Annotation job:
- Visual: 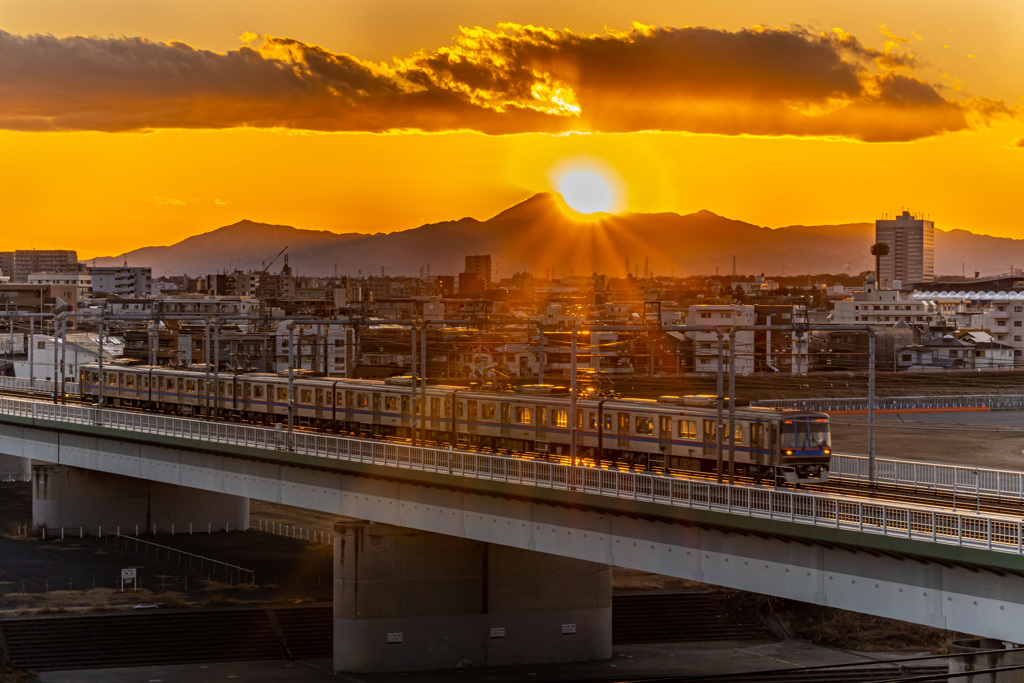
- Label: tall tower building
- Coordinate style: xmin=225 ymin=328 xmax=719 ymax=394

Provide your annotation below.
xmin=875 ymin=211 xmax=934 ymax=289
xmin=464 ymin=254 xmax=492 ymax=285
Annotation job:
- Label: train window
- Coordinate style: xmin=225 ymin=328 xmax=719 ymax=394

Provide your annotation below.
xmin=588 ymin=412 xmax=597 ymax=429
xmin=226 ymin=383 xmax=233 ymax=397
xmin=704 ymin=420 xmax=717 ymax=440
xmin=106 ymin=373 xmax=117 ymax=386
xmin=515 ymin=407 xmax=531 ymax=424
xmin=457 ymin=401 xmax=465 ymax=417
xmin=444 ymin=399 xmax=451 ymax=417
xmin=635 ymin=417 xmax=653 ymax=435
xmin=345 ymin=391 xmax=354 ymax=407
xmin=374 ymin=395 xmax=381 ymax=412
xmin=142 ymin=377 xmax=149 ymax=389
xmin=218 ymin=381 xmax=227 ymax=396
xmin=430 ymin=397 xmax=440 ymax=415
xmin=482 ymin=404 xmax=496 ymax=419
xmin=385 ymin=396 xmax=398 ymax=411
xmin=325 ymin=391 xmax=333 ymax=405
xmin=401 ymin=396 xmax=410 ymax=414
xmin=177 ymin=378 xmax=185 ymax=391
xmin=578 ymin=411 xmax=584 ymax=429
xmin=678 ymin=420 xmax=697 ymax=439
xmin=732 ymin=424 xmax=743 ymax=444
xmin=537 ymin=407 xmax=547 ymax=426
xmin=605 ymin=414 xmax=613 ymax=431
xmin=357 ymin=393 xmax=368 ymax=408
xmin=415 ymin=398 xmax=422 ymax=414
xmin=315 ymin=388 xmax=323 ymax=405
xmin=276 ymin=387 xmax=287 ymax=401
xmin=186 ymin=379 xmax=196 ymax=392
xmin=301 ymin=389 xmax=312 ymax=403
xmin=659 ymin=416 xmax=671 ymax=435
xmin=618 ymin=413 xmax=628 ymax=432
xmin=468 ymin=401 xmax=478 ymax=419
xmin=553 ymin=409 xmax=567 ymax=428
xmin=337 ymin=391 xmax=346 ymax=406
xmin=750 ymin=423 xmax=764 ymax=447
xmin=245 ymin=384 xmax=253 ymax=398
xmin=252 ymin=384 xmax=262 ymax=399
xmin=125 ymin=375 xmax=135 ymax=388
xmin=198 ymin=380 xmax=206 ymax=394
xmin=501 ymin=404 xmax=511 ymax=424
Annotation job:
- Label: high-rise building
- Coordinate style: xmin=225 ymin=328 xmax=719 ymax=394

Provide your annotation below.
xmin=0 ymin=250 xmax=80 ymax=282
xmin=464 ymin=255 xmax=492 ymax=285
xmin=875 ymin=211 xmax=934 ymax=289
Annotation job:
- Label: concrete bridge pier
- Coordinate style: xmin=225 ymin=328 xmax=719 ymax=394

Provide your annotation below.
xmin=31 ymin=464 xmax=249 ymax=536
xmin=333 ymin=520 xmax=612 ymax=673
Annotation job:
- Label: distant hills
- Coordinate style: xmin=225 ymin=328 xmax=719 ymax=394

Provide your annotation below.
xmin=93 ymin=194 xmax=1024 ymax=280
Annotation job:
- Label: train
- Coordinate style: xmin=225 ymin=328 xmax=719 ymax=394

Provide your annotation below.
xmin=77 ymin=363 xmax=832 ymax=484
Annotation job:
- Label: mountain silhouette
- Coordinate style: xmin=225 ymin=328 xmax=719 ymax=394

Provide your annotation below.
xmin=92 ymin=196 xmax=1024 ymax=280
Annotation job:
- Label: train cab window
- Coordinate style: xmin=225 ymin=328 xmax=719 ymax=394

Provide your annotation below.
xmin=553 ymin=409 xmax=568 ymax=428
xmin=430 ymin=397 xmax=440 ymax=416
xmin=357 ymin=393 xmax=368 ymax=408
xmin=482 ymin=403 xmax=496 ymax=419
xmin=301 ymin=389 xmax=312 ymax=403
xmin=315 ymin=388 xmax=323 ymax=405
xmin=186 ymin=379 xmax=196 ymax=392
xmin=588 ymin=412 xmax=597 ymax=429
xmin=635 ymin=417 xmax=653 ymax=435
xmin=617 ymin=413 xmax=629 ymax=432
xmin=401 ymin=396 xmax=410 ymax=414
xmin=678 ymin=420 xmax=697 ymax=439
xmin=385 ymin=396 xmax=398 ymax=411
xmin=604 ymin=414 xmax=613 ymax=431
xmin=515 ymin=407 xmax=531 ymax=424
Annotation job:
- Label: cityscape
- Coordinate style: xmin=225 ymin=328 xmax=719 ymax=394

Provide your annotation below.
xmin=2 ymin=1 xmax=1024 ymax=681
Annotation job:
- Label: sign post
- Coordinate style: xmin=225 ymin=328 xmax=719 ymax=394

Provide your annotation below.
xmin=121 ymin=568 xmax=137 ymax=592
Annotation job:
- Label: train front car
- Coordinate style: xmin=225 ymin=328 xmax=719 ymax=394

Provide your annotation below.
xmin=772 ymin=412 xmax=831 ymax=485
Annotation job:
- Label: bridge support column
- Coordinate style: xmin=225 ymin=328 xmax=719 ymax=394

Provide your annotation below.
xmin=32 ymin=464 xmax=249 ymax=535
xmin=333 ymin=521 xmax=612 ymax=673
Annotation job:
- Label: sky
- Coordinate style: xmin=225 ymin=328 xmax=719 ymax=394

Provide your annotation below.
xmin=1 ymin=0 xmax=1022 ymax=259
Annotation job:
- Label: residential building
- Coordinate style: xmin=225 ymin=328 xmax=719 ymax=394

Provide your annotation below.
xmin=875 ymin=210 xmax=934 ymax=288
xmin=0 ymin=250 xmax=80 ymax=282
xmin=90 ymin=266 xmax=153 ymax=298
xmin=28 ymin=272 xmax=93 ymax=297
xmin=685 ymin=305 xmax=755 ymax=374
xmin=464 ymin=255 xmax=492 ymax=285
xmin=829 ymin=275 xmax=943 ymax=327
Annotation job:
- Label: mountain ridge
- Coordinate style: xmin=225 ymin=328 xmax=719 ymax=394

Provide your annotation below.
xmin=91 ymin=195 xmax=1024 ymax=279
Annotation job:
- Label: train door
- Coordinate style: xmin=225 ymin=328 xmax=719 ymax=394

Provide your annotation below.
xmin=750 ymin=421 xmax=767 ymax=465
xmin=702 ymin=419 xmax=717 ymax=456
xmin=372 ymin=393 xmax=381 ymax=428
xmin=467 ymin=400 xmax=478 ymax=436
xmin=500 ymin=402 xmax=511 ymax=438
xmin=617 ymin=412 xmax=629 ymax=448
xmin=315 ymin=387 xmax=325 ymax=421
xmin=655 ymin=415 xmax=671 ymax=470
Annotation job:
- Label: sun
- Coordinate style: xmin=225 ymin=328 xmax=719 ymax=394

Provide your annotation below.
xmin=557 ymin=169 xmax=616 ymax=214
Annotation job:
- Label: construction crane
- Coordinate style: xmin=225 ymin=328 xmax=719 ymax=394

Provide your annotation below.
xmin=260 ymin=246 xmax=288 ymax=275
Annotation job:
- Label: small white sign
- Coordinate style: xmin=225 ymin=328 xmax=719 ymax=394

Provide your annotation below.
xmin=387 ymin=632 xmax=403 ymax=644
xmin=490 ymin=627 xmax=506 ymax=638
xmin=561 ymin=623 xmax=576 ymax=635
xmin=121 ymin=568 xmax=137 ymax=580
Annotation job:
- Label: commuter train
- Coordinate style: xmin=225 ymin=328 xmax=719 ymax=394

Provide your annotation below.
xmin=77 ymin=363 xmax=832 ymax=484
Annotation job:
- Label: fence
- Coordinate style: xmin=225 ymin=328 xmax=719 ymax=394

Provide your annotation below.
xmin=752 ymin=394 xmax=1024 ymax=412
xmin=2 ymin=395 xmax=1024 ymax=558
xmin=830 ymin=453 xmax=1024 ymax=501
xmin=0 ymin=376 xmax=79 ymax=397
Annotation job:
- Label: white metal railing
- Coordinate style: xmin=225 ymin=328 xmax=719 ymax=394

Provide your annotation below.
xmin=831 ymin=453 xmax=1024 ymax=501
xmin=0 ymin=376 xmax=79 ymax=397
xmin=2 ymin=395 xmax=1023 ymax=558
xmin=753 ymin=394 xmax=1024 ymax=412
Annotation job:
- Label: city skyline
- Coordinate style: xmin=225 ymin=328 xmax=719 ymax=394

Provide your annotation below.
xmin=2 ymin=0 xmax=1022 ymax=257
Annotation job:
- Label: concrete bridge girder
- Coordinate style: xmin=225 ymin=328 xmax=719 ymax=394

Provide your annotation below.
xmin=1 ymin=417 xmax=1024 ymax=646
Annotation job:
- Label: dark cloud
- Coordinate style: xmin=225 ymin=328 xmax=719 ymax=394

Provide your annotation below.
xmin=0 ymin=24 xmax=1010 ymax=140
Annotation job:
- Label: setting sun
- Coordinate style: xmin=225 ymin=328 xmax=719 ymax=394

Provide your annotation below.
xmin=556 ymin=169 xmax=618 ymax=215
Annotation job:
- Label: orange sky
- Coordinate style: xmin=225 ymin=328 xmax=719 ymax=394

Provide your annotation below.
xmin=1 ymin=1 xmax=1022 ymax=258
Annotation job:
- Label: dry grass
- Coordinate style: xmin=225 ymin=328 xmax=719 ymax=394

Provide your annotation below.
xmin=788 ymin=604 xmax=955 ymax=652
xmin=156 ymin=592 xmax=190 ymax=608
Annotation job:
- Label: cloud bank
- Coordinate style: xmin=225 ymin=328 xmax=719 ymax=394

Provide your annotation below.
xmin=0 ymin=23 xmax=1009 ymax=141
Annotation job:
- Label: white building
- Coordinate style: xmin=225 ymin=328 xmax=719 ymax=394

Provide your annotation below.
xmin=89 ymin=266 xmax=152 ymax=298
xmin=875 ymin=210 xmax=934 ymax=289
xmin=685 ymin=305 xmax=755 ymax=374
xmin=829 ymin=275 xmax=943 ymax=327
xmin=28 ymin=272 xmax=93 ymax=297
xmin=275 ymin=321 xmax=355 ymax=376
xmin=13 ymin=333 xmax=123 ymax=382
xmin=915 ymin=289 xmax=1024 ymax=366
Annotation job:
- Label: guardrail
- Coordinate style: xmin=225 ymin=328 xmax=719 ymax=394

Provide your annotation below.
xmin=752 ymin=394 xmax=1024 ymax=412
xmin=0 ymin=376 xmax=79 ymax=397
xmin=1 ymin=395 xmax=1023 ymax=558
xmin=831 ymin=453 xmax=1024 ymax=500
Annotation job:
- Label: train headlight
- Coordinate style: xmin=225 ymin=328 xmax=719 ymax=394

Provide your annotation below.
xmin=823 ymin=448 xmax=831 ymax=455
xmin=784 ymin=449 xmax=794 ymax=456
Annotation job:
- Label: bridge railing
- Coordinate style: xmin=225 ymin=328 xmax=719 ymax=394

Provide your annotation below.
xmin=4 ymin=396 xmax=1024 ymax=558
xmin=830 ymin=453 xmax=1024 ymax=500
xmin=752 ymin=394 xmax=1024 ymax=412
xmin=0 ymin=376 xmax=79 ymax=397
